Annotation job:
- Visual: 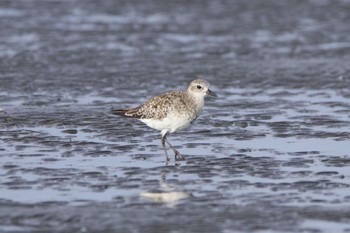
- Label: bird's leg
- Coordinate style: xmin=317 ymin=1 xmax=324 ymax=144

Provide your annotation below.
xmin=165 ymin=136 xmax=185 ymax=161
xmin=164 ymin=137 xmax=179 ymax=155
xmin=161 ymin=134 xmax=170 ymax=161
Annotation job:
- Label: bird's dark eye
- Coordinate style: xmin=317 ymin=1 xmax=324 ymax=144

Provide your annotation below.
xmin=197 ymin=85 xmax=202 ymax=89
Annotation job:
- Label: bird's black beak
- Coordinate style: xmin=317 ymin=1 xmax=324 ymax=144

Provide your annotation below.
xmin=206 ymin=89 xmax=217 ymax=97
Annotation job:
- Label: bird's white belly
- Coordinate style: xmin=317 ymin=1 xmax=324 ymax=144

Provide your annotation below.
xmin=140 ymin=115 xmax=192 ymax=133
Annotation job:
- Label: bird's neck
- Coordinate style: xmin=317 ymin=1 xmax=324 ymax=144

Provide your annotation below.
xmin=188 ymin=93 xmax=205 ymax=113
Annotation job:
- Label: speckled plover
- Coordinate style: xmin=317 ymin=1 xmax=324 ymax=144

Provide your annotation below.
xmin=112 ymin=79 xmax=217 ymax=161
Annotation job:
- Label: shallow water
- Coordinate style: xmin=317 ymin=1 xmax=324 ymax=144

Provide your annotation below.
xmin=1 ymin=0 xmax=350 ymax=232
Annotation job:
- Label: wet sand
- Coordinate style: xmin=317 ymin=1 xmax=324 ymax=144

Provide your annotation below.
xmin=1 ymin=0 xmax=350 ymax=232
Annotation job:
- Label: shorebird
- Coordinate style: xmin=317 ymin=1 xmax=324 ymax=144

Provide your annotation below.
xmin=112 ymin=79 xmax=217 ymax=161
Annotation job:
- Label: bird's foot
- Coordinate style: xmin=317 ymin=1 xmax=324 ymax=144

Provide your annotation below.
xmin=174 ymin=151 xmax=185 ymax=161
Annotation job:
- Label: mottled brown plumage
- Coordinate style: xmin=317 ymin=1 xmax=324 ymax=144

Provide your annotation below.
xmin=112 ymin=79 xmax=217 ymax=161
xmin=112 ymin=91 xmax=197 ymax=120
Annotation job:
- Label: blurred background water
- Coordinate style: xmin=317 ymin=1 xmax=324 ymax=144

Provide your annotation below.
xmin=1 ymin=0 xmax=350 ymax=232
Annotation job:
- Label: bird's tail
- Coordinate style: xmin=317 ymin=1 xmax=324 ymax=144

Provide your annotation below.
xmin=111 ymin=109 xmax=129 ymax=116
xmin=111 ymin=108 xmax=142 ymax=118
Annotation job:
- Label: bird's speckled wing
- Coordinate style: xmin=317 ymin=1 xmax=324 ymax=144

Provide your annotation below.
xmin=112 ymin=91 xmax=194 ymax=120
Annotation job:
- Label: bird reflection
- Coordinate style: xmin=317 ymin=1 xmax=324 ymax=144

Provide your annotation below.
xmin=139 ymin=169 xmax=191 ymax=206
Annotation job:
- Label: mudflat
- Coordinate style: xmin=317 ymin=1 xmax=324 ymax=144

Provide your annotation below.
xmin=1 ymin=0 xmax=350 ymax=232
